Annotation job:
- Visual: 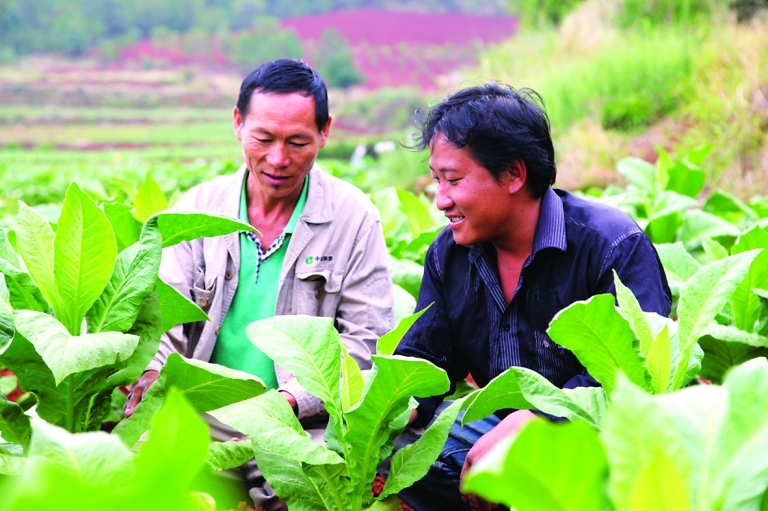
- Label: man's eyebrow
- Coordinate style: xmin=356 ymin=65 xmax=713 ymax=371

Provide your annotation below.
xmin=253 ymin=127 xmax=312 ymax=140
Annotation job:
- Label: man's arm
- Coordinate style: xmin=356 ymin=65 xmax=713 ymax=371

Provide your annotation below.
xmin=560 ymin=232 xmax=671 ymax=391
xmin=395 ymin=240 xmax=469 ymax=428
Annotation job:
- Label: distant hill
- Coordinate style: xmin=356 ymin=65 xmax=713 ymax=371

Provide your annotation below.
xmin=283 ymin=10 xmax=518 ymax=89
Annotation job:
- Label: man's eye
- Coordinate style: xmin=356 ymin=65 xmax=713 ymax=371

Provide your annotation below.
xmin=290 ymin=142 xmax=309 ymax=147
xmin=447 ymin=179 xmax=459 ymax=184
xmin=255 ymin=138 xmax=271 ymax=143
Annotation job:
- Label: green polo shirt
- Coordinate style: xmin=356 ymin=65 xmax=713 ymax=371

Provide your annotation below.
xmin=209 ymin=175 xmax=309 ymax=388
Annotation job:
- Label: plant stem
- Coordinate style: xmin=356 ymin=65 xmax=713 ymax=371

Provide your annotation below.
xmin=66 ymin=373 xmax=75 ymax=432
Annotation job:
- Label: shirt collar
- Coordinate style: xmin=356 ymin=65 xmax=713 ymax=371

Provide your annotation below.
xmin=468 ymin=187 xmax=567 ymax=263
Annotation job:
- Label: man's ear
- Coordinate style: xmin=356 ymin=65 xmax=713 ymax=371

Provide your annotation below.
xmin=319 ymin=115 xmax=332 ymax=149
xmin=233 ymin=106 xmax=244 ymax=142
xmin=507 ymin=160 xmax=527 ymax=195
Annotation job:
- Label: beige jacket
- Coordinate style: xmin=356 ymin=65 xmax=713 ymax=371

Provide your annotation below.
xmin=148 ymin=164 xmax=395 ymax=418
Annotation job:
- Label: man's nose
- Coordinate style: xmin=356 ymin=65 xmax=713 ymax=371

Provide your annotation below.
xmin=266 ymin=144 xmax=290 ymax=168
xmin=435 ymin=184 xmax=454 ymax=211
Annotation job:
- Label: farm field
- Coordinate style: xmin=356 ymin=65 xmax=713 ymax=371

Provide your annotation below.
xmin=2 ymin=0 xmax=768 ymax=509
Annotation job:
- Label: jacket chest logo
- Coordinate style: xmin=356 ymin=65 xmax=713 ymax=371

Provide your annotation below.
xmin=305 ymin=255 xmax=334 ymax=264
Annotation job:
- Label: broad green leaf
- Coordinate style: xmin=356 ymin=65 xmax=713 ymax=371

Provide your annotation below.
xmin=27 ymin=420 xmax=135 ymax=490
xmin=14 ymin=201 xmax=57 ymax=307
xmin=210 ymin=390 xmax=344 ymax=467
xmin=702 ymin=323 xmax=768 ymax=347
xmin=0 ymin=450 xmax=24 ymax=475
xmin=699 ymin=332 xmax=768 ymax=384
xmin=246 ymin=316 xmax=342 ymax=426
xmin=392 ymin=283 xmax=416 ymax=324
xmin=683 ymin=145 xmax=713 ymax=167
xmin=133 ymin=174 xmax=168 ymax=223
xmin=397 ymin=225 xmax=444 ymax=264
xmin=647 ymin=325 xmax=671 ymax=394
xmin=112 ymin=353 xmax=265 ymax=448
xmin=377 ymin=305 xmax=431 ymax=356
xmin=716 ymin=359 xmax=768 ymax=511
xmin=674 ymin=250 xmax=760 ymax=389
xmin=368 ymin=496 xmax=404 ymax=511
xmin=13 ymin=310 xmax=138 ymax=385
xmin=0 ymin=374 xmax=17 ymax=395
xmin=664 ymin=160 xmax=705 ymax=198
xmin=373 ymin=187 xmax=414 ymax=254
xmin=461 ymin=366 xmax=600 ymax=427
xmin=106 ymin=291 xmax=164 ymax=388
xmin=0 ymin=330 xmax=117 ymax=431
xmin=133 ymin=388 xmax=209 ymax=496
xmin=681 ymin=210 xmax=740 ymax=251
xmin=0 ymin=278 xmax=13 ymax=350
xmin=646 ymin=191 xmax=697 ymax=244
xmin=627 ymin=451 xmax=691 ymax=511
xmin=381 ymin=397 xmax=468 ymax=499
xmin=103 ymin=202 xmax=142 ymax=252
xmin=342 ymin=344 xmax=365 ymax=412
xmin=730 ymin=226 xmax=768 ymax=332
xmin=156 ymin=277 xmax=209 ymax=332
xmin=565 ymin=386 xmax=609 ymax=426
xmin=155 ymin=211 xmax=255 ymax=248
xmin=702 ymin=238 xmax=728 ymax=262
xmin=547 ymin=294 xmax=650 ymax=393
xmin=703 ymin=189 xmax=757 ymax=224
xmin=614 ymin=271 xmax=655 ymax=358
xmin=206 ymin=438 xmax=254 ymax=472
xmin=0 ymin=226 xmax=19 ymax=268
xmin=396 ymin=189 xmax=437 ymax=239
xmin=0 ymin=393 xmax=31 ymax=448
xmin=655 ymin=242 xmax=701 ymax=294
xmin=87 ymin=218 xmax=162 ymax=334
xmin=617 ymin=157 xmax=656 ymax=194
xmin=251 ymin=444 xmax=353 ymax=511
xmin=657 ymin=384 xmax=728 ymax=510
xmin=0 ymin=259 xmax=49 ymax=313
xmin=463 ymin=420 xmax=607 ymax=511
xmin=601 ymin=376 xmax=692 ymax=510
xmin=388 ymin=256 xmax=423 ymax=299
xmin=344 ymin=355 xmax=449 ymax=497
xmin=54 ymin=183 xmax=118 ymax=334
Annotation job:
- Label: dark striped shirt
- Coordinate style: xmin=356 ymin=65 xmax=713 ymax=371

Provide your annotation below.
xmin=396 ymin=188 xmax=672 ymax=426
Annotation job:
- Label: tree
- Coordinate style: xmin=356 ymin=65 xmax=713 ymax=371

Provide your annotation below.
xmin=313 ymin=28 xmax=364 ymax=90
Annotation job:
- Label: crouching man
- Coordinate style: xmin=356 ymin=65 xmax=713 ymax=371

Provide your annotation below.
xmin=394 ymin=83 xmax=671 ymax=511
xmin=125 ymin=59 xmax=394 ymax=510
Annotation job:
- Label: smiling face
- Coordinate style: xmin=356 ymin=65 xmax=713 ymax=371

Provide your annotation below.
xmin=234 ymin=91 xmax=331 ymax=203
xmin=430 ymin=135 xmax=525 ymax=247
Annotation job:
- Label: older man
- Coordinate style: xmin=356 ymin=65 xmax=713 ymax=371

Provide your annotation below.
xmin=125 ymin=59 xmax=394 ymax=509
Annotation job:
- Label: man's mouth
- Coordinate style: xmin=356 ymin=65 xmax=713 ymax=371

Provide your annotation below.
xmin=447 ymin=215 xmax=465 ymax=225
xmin=263 ymin=172 xmax=291 ymax=184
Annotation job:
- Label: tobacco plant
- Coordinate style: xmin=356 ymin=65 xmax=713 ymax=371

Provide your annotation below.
xmin=0 ymin=181 xmax=254 ymax=443
xmin=207 ymin=310 xmax=468 ymax=511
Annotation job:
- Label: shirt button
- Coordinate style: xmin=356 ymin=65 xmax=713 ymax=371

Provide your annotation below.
xmin=224 ymin=270 xmax=233 ymax=280
xmin=315 ymin=289 xmax=320 ymax=299
xmin=199 ymin=297 xmax=208 ymax=308
xmin=502 ymin=323 xmax=511 ymax=331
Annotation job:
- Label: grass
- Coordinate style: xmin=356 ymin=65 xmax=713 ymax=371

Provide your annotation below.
xmin=465 ymin=0 xmax=768 ymax=197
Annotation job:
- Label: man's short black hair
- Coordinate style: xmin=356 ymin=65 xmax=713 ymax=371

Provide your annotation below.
xmin=236 ymin=59 xmax=329 ymax=132
xmin=413 ymin=83 xmax=556 ymax=198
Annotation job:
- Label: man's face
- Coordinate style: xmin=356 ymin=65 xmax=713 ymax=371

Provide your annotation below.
xmin=234 ymin=91 xmax=330 ymax=201
xmin=430 ymin=135 xmax=515 ymax=246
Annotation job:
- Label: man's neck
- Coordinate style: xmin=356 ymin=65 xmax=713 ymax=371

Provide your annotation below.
xmin=245 ymin=172 xmax=303 ymax=246
xmin=491 ymin=195 xmax=543 ymax=262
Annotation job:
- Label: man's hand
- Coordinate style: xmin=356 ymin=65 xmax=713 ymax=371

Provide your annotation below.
xmin=124 ymin=370 xmax=159 ymax=418
xmin=460 ymin=409 xmax=536 ymax=511
xmin=280 ymin=390 xmax=298 ymax=415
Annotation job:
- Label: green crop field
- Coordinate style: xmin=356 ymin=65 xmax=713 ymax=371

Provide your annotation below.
xmin=2 ymin=0 xmax=768 ymax=509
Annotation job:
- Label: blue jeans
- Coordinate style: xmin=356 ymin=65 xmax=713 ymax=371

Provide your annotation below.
xmin=391 ymin=402 xmax=501 ymax=511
